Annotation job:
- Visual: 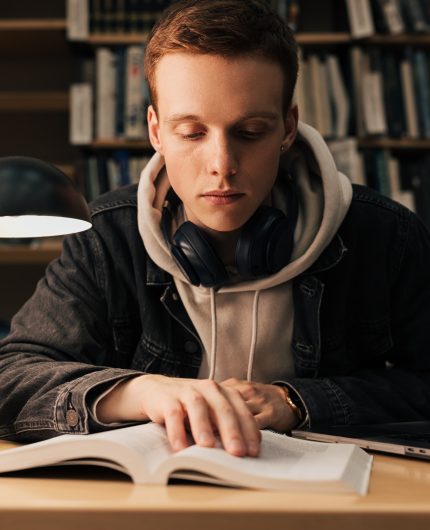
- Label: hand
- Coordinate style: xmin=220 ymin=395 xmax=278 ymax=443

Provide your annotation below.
xmin=220 ymin=378 xmax=300 ymax=433
xmin=96 ymin=374 xmax=261 ymax=457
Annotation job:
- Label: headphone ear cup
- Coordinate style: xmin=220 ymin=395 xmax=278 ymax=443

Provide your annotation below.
xmin=172 ymin=222 xmax=229 ymax=287
xmin=236 ymin=206 xmax=295 ymax=277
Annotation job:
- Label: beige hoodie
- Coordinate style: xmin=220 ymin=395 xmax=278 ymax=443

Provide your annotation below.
xmin=137 ymin=122 xmax=352 ymax=384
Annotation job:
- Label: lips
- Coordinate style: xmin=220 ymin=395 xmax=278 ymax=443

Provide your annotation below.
xmin=201 ymin=190 xmax=245 ymax=205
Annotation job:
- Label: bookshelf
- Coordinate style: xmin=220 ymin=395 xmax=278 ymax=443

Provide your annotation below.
xmin=0 ymin=1 xmax=78 ymax=319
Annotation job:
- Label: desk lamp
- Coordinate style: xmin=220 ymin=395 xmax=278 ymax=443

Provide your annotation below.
xmin=0 ymin=156 xmax=91 ymax=238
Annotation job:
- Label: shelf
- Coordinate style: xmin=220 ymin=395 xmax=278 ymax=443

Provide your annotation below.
xmin=296 ymin=32 xmax=351 ymax=45
xmin=0 ymin=243 xmax=62 ymax=265
xmin=358 ymin=138 xmax=430 ymax=150
xmin=365 ymin=34 xmax=430 ymax=45
xmin=0 ymin=19 xmax=66 ymax=31
xmin=0 ymin=92 xmax=69 ymax=112
xmin=86 ymin=33 xmax=149 ymax=45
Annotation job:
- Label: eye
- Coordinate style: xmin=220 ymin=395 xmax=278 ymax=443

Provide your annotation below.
xmin=181 ymin=132 xmax=204 ymax=140
xmin=237 ymin=130 xmax=264 ymax=140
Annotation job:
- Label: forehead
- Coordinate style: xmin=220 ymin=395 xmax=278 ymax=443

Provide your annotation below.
xmin=154 ymin=52 xmax=285 ymax=119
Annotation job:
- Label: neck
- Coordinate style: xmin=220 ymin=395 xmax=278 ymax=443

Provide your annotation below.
xmin=203 ymin=226 xmax=242 ymax=267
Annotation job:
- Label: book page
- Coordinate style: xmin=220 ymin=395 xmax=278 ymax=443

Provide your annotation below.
xmin=157 ymin=429 xmax=372 ymax=493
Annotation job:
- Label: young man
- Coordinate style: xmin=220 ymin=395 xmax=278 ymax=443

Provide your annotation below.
xmin=1 ymin=0 xmax=430 ymax=458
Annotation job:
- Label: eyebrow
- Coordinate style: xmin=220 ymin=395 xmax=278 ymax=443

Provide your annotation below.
xmin=165 ymin=111 xmax=279 ymax=124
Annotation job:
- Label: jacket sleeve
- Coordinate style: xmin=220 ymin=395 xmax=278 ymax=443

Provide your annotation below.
xmin=285 ymin=210 xmax=430 ymax=429
xmin=0 ymin=228 xmax=141 ymax=442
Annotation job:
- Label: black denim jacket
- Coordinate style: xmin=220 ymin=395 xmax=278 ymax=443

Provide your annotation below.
xmin=1 ymin=183 xmax=430 ymax=442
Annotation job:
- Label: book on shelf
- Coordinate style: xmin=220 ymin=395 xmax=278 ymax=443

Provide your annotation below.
xmin=345 ymin=0 xmax=375 ymax=38
xmin=400 ymin=48 xmax=420 ymax=138
xmin=125 ymin=46 xmax=146 ymax=139
xmin=380 ymin=50 xmax=407 ymax=138
xmin=67 ymin=0 xmax=90 ymax=40
xmin=361 ymin=48 xmax=388 ymax=136
xmin=328 ymin=138 xmax=366 ymax=186
xmin=326 ymin=54 xmax=350 ymax=138
xmin=83 ymin=152 xmax=151 ymax=201
xmin=401 ymin=0 xmax=430 ymax=33
xmin=411 ymin=49 xmax=430 ymax=138
xmin=371 ymin=0 xmax=405 ymax=34
xmin=95 ymin=47 xmax=117 ymax=140
xmin=70 ymin=83 xmax=93 ymax=145
xmin=295 ymin=51 xmax=350 ymax=140
xmin=0 ymin=422 xmax=373 ymax=494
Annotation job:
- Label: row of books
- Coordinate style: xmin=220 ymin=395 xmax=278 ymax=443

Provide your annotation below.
xmin=67 ymin=0 xmax=171 ymax=39
xmin=327 ymin=138 xmax=430 ymax=227
xmin=70 ymin=45 xmax=149 ymax=144
xmin=67 ymin=1 xmax=305 ymax=39
xmin=351 ymin=47 xmax=430 ymax=139
xmin=68 ymin=0 xmax=430 ymax=39
xmin=295 ymin=52 xmax=350 ymax=139
xmin=299 ymin=45 xmax=430 ymax=141
xmin=80 ymin=152 xmax=151 ymax=201
xmin=346 ymin=0 xmax=430 ymax=38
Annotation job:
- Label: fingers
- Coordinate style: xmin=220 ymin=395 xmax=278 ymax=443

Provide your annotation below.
xmin=186 ymin=380 xmax=259 ymax=457
xmin=140 ymin=376 xmax=260 ymax=457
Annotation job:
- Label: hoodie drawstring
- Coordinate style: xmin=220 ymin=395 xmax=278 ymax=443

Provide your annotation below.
xmin=246 ymin=290 xmax=260 ymax=381
xmin=208 ymin=288 xmax=217 ymax=380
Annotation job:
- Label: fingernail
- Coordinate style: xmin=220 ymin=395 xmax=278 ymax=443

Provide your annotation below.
xmin=248 ymin=441 xmax=260 ymax=456
xmin=199 ymin=432 xmax=213 ymax=446
xmin=173 ymin=439 xmax=185 ymax=451
xmin=229 ymin=439 xmax=244 ymax=454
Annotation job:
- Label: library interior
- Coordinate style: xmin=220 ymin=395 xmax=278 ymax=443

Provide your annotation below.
xmin=2 ymin=1 xmax=430 ymax=529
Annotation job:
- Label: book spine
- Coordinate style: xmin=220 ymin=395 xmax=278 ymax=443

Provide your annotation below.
xmin=125 ymin=45 xmax=145 ymax=139
xmin=91 ymin=0 xmax=103 ymax=33
xmin=401 ymin=0 xmax=430 ymax=32
xmin=116 ymin=0 xmax=127 ymax=33
xmin=349 ymin=46 xmax=366 ymax=137
xmin=361 ymin=49 xmax=388 ymax=135
xmin=326 ymin=54 xmax=350 ymax=138
xmin=412 ymin=49 xmax=430 ymax=137
xmin=307 ymin=54 xmax=327 ymax=136
xmin=400 ymin=49 xmax=420 ymax=138
xmin=96 ymin=47 xmax=117 ymax=140
xmin=345 ymin=0 xmax=375 ymax=38
xmin=113 ymin=150 xmax=131 ymax=186
xmin=380 ymin=50 xmax=407 ymax=138
xmin=115 ymin=46 xmax=126 ymax=138
xmin=380 ymin=0 xmax=405 ymax=34
xmin=67 ymin=0 xmax=90 ymax=40
xmin=70 ymin=83 xmax=93 ymax=145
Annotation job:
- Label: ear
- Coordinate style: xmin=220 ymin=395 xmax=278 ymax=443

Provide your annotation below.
xmin=281 ymin=104 xmax=299 ymax=151
xmin=147 ymin=105 xmax=164 ymax=155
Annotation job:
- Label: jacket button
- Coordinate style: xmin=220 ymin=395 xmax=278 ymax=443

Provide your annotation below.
xmin=66 ymin=409 xmax=79 ymax=428
xmin=172 ymin=292 xmax=179 ymax=301
xmin=184 ymin=341 xmax=198 ymax=353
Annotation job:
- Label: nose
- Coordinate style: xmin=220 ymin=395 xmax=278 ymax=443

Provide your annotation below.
xmin=207 ymin=133 xmax=238 ymax=179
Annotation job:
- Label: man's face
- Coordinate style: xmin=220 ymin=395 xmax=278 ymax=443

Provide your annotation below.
xmin=148 ymin=53 xmax=297 ymax=233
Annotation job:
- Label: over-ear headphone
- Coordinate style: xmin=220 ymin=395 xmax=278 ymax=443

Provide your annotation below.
xmin=162 ymin=178 xmax=299 ymax=288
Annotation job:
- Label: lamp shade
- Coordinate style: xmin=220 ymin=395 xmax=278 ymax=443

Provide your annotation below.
xmin=0 ymin=156 xmax=92 ymax=238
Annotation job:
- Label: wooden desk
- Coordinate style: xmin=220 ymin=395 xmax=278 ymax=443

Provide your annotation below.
xmin=0 ymin=440 xmax=430 ymax=530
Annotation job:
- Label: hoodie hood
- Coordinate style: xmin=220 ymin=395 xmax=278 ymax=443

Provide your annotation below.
xmin=137 ymin=121 xmax=352 ymax=382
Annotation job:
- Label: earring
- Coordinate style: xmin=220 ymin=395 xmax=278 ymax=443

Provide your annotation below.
xmin=280 ymin=145 xmax=285 ymax=152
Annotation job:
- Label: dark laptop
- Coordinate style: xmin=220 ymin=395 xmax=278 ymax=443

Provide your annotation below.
xmin=291 ymin=422 xmax=430 ymax=460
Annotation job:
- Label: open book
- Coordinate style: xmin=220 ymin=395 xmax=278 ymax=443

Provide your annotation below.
xmin=0 ymin=423 xmax=372 ymax=495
